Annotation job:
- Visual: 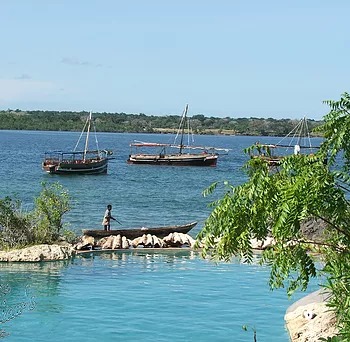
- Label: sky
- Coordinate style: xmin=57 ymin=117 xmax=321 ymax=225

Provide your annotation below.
xmin=0 ymin=1 xmax=349 ymax=120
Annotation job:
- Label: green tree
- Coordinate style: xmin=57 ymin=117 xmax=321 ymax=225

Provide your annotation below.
xmin=32 ymin=182 xmax=71 ymax=243
xmin=197 ymin=92 xmax=350 ymax=339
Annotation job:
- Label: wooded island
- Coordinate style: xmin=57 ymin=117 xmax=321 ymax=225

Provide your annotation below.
xmin=0 ymin=109 xmax=322 ymax=136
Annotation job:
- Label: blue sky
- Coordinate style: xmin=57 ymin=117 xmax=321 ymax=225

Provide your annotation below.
xmin=1 ymin=1 xmax=349 ymax=119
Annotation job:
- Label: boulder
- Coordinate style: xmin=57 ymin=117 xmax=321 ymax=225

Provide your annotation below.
xmin=285 ymin=290 xmax=338 ymax=341
xmin=96 ymin=237 xmax=108 ymax=247
xmin=102 ymin=236 xmax=114 ymax=249
xmin=300 ymin=218 xmax=327 ymax=242
xmin=163 ymin=233 xmax=195 ymax=247
xmin=0 ymin=244 xmax=75 ymax=262
xmin=82 ymin=235 xmax=95 ymax=246
xmin=121 ymin=236 xmax=130 ymax=249
xmin=130 ymin=234 xmax=163 ymax=248
xmin=131 ymin=236 xmax=145 ymax=248
xmin=141 ymin=234 xmax=148 ymax=245
xmin=111 ymin=235 xmax=122 ymax=249
xmin=152 ymin=235 xmax=164 ymax=248
xmin=145 ymin=234 xmax=153 ymax=247
xmin=251 ymin=236 xmax=275 ymax=250
xmin=74 ymin=235 xmax=95 ymax=250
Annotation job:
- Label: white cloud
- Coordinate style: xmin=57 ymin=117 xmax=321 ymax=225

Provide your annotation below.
xmin=61 ymin=57 xmax=103 ymax=68
xmin=61 ymin=57 xmax=90 ymax=66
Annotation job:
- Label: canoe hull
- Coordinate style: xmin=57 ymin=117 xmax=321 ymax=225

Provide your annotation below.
xmin=82 ymin=221 xmax=197 ymax=239
xmin=42 ymin=158 xmax=108 ymax=175
xmin=127 ymin=154 xmax=217 ymax=167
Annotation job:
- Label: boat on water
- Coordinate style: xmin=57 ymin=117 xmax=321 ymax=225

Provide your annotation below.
xmin=82 ymin=221 xmax=197 ymax=239
xmin=42 ymin=112 xmax=113 ymax=175
xmin=127 ymin=104 xmax=229 ymax=166
xmin=250 ymin=117 xmax=320 ymax=166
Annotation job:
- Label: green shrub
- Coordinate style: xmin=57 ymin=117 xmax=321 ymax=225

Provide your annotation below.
xmin=0 ymin=182 xmax=72 ymax=249
xmin=0 ymin=197 xmax=34 ymax=249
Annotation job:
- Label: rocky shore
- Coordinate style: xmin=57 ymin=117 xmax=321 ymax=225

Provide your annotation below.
xmin=0 ymin=230 xmax=274 ymax=262
xmin=75 ymin=232 xmax=196 ymax=251
xmin=0 ymin=232 xmax=198 ymax=262
xmin=0 ymin=244 xmax=75 ymax=262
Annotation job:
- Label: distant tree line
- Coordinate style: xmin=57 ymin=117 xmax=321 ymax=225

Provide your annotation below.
xmin=0 ymin=109 xmax=323 ymax=136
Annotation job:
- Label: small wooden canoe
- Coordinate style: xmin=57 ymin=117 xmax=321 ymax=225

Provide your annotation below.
xmin=82 ymin=221 xmax=197 ymax=239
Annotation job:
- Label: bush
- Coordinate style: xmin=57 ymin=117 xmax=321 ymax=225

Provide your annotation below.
xmin=0 ymin=197 xmax=34 ymax=249
xmin=0 ymin=182 xmax=72 ymax=249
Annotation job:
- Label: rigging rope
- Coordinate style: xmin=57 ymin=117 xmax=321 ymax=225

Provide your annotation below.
xmin=276 ymin=117 xmax=313 ymax=152
xmin=93 ymin=122 xmax=100 ymax=153
xmin=74 ymin=118 xmax=89 ymax=151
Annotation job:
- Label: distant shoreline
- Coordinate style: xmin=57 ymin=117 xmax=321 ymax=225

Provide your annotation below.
xmin=0 ymin=110 xmax=323 ymax=137
xmin=0 ymin=127 xmax=324 ymax=138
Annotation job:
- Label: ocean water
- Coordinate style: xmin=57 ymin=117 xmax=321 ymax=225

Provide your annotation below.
xmin=0 ymin=130 xmax=323 ymax=341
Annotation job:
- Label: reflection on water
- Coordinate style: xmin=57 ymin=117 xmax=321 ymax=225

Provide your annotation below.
xmin=0 ymin=259 xmax=72 ymax=273
xmin=79 ymin=248 xmax=197 ymax=258
xmin=0 ymin=259 xmax=72 ymax=313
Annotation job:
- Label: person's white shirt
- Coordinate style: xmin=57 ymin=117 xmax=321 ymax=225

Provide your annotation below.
xmin=294 ymin=144 xmax=301 ymax=155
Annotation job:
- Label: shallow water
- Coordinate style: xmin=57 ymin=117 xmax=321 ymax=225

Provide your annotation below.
xmin=0 ymin=130 xmax=324 ymax=341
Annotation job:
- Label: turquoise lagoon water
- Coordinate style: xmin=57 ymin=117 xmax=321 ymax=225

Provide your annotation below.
xmin=0 ymin=251 xmax=320 ymax=342
xmin=0 ymin=130 xmax=323 ymax=341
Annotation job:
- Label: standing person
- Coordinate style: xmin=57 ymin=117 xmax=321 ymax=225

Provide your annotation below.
xmin=102 ymin=204 xmax=117 ymax=231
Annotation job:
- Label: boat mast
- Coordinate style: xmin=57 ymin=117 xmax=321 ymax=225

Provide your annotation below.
xmin=179 ymin=104 xmax=188 ymax=154
xmin=83 ymin=112 xmax=92 ymax=162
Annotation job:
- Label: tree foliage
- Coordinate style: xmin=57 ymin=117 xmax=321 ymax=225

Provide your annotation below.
xmin=0 ymin=197 xmax=33 ymax=248
xmin=31 ymin=182 xmax=71 ymax=243
xmin=197 ymin=92 xmax=350 ymax=338
xmin=0 ymin=182 xmax=72 ymax=248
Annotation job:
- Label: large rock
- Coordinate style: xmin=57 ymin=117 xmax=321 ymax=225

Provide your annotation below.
xmin=102 ymin=236 xmax=114 ymax=249
xmin=300 ymin=218 xmax=327 ymax=242
xmin=96 ymin=237 xmax=107 ymax=247
xmin=121 ymin=236 xmax=130 ymax=249
xmin=131 ymin=235 xmax=145 ymax=248
xmin=152 ymin=235 xmax=163 ymax=248
xmin=111 ymin=235 xmax=122 ymax=249
xmin=249 ymin=218 xmax=326 ymax=251
xmin=74 ymin=235 xmax=95 ymax=250
xmin=79 ymin=232 xmax=197 ymax=249
xmin=285 ymin=290 xmax=338 ymax=341
xmin=250 ymin=236 xmax=275 ymax=250
xmin=0 ymin=244 xmax=75 ymax=262
xmin=163 ymin=233 xmax=196 ymax=247
xmin=130 ymin=234 xmax=164 ymax=248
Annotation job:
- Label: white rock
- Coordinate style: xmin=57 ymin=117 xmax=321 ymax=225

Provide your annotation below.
xmin=0 ymin=244 xmax=75 ymax=262
xmin=121 ymin=236 xmax=130 ymax=249
xmin=102 ymin=236 xmax=114 ymax=249
xmin=285 ymin=290 xmax=338 ymax=341
xmin=131 ymin=236 xmax=144 ymax=248
xmin=96 ymin=237 xmax=108 ymax=247
xmin=112 ymin=235 xmax=122 ymax=249
xmin=145 ymin=234 xmax=153 ymax=247
xmin=82 ymin=235 xmax=95 ymax=246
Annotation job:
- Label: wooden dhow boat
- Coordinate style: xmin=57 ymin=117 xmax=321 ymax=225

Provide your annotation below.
xmin=82 ymin=221 xmax=197 ymax=239
xmin=249 ymin=117 xmax=320 ymax=166
xmin=127 ymin=104 xmax=229 ymax=167
xmin=42 ymin=112 xmax=113 ymax=174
